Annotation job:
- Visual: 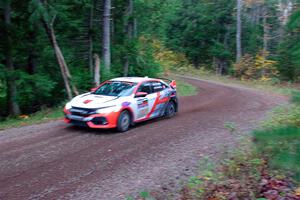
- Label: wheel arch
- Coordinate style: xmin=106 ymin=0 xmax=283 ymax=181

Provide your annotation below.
xmin=169 ymin=97 xmax=178 ymax=112
xmin=120 ymin=107 xmax=135 ymax=125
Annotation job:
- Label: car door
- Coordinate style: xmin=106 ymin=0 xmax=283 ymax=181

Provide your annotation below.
xmin=149 ymin=81 xmax=169 ymax=118
xmin=135 ymin=81 xmax=158 ymax=120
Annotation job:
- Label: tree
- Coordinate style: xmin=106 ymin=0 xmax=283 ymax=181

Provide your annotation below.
xmin=123 ymin=0 xmax=134 ymax=77
xmin=278 ymin=5 xmax=300 ymax=80
xmin=31 ymin=0 xmax=78 ymax=100
xmin=94 ymin=53 xmax=100 ymax=86
xmin=88 ymin=0 xmax=95 ymax=77
xmin=167 ymin=0 xmax=234 ymax=69
xmin=2 ymin=0 xmax=20 ymax=116
xmin=236 ymin=0 xmax=243 ymax=62
xmin=102 ymin=0 xmax=111 ymax=71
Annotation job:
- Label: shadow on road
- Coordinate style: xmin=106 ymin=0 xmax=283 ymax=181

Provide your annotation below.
xmin=64 ymin=116 xmax=176 ymax=135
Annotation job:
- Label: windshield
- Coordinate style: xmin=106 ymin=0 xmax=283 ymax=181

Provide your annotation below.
xmin=93 ymin=81 xmax=137 ymax=97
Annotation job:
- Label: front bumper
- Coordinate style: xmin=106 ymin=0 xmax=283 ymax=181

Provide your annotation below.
xmin=64 ymin=109 xmax=119 ymax=129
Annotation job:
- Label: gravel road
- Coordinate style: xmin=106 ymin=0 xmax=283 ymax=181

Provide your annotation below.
xmin=0 ymin=76 xmax=287 ymax=200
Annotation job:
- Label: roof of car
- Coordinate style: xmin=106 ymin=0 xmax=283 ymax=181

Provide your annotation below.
xmin=110 ymin=77 xmax=160 ymax=83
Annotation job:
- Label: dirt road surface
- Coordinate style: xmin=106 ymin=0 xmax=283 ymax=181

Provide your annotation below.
xmin=0 ymin=77 xmax=286 ymax=200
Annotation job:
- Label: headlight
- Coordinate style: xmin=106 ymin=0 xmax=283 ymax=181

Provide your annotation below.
xmin=96 ymin=105 xmax=120 ymax=114
xmin=65 ymin=102 xmax=72 ymax=110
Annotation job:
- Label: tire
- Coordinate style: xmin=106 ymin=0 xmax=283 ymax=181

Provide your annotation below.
xmin=165 ymin=101 xmax=176 ymax=118
xmin=117 ymin=110 xmax=131 ymax=132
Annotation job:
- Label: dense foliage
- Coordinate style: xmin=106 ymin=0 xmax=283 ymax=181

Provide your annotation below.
xmin=0 ymin=0 xmax=300 ymax=118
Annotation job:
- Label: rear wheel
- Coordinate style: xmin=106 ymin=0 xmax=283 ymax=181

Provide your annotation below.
xmin=117 ymin=110 xmax=131 ymax=132
xmin=165 ymin=101 xmax=176 ymax=118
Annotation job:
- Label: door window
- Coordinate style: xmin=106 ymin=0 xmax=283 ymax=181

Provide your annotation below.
xmin=152 ymin=82 xmax=166 ymax=93
xmin=137 ymin=82 xmax=152 ymax=94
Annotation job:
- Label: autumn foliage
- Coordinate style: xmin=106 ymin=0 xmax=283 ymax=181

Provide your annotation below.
xmin=234 ymin=51 xmax=279 ymax=82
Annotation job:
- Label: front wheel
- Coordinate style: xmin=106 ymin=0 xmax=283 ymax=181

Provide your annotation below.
xmin=165 ymin=101 xmax=176 ymax=118
xmin=117 ymin=110 xmax=131 ymax=132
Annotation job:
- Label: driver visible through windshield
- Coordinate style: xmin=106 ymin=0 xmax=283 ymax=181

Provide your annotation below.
xmin=93 ymin=81 xmax=137 ymax=97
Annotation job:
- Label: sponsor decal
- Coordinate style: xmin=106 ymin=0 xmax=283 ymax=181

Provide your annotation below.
xmin=83 ymin=100 xmax=93 ymax=104
xmin=160 ymin=90 xmax=171 ymax=99
xmin=122 ymin=102 xmax=131 ymax=107
xmin=137 ymin=98 xmax=148 ymax=109
xmin=137 ymin=108 xmax=148 ymax=118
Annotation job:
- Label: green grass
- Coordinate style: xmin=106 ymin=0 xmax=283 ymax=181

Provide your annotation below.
xmin=254 ymin=126 xmax=300 ymax=182
xmin=0 ymin=106 xmax=64 ymax=130
xmin=176 ymin=79 xmax=198 ymax=96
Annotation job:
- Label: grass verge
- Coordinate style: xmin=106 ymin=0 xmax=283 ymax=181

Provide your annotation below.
xmin=0 ymin=106 xmax=64 ymax=130
xmin=176 ymin=79 xmax=198 ymax=97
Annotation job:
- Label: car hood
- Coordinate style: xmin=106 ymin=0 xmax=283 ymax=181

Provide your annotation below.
xmin=70 ymin=93 xmax=119 ymax=109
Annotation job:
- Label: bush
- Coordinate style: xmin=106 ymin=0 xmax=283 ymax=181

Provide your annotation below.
xmin=16 ymin=72 xmax=57 ymax=113
xmin=291 ymin=91 xmax=300 ymax=104
xmin=263 ymin=105 xmax=300 ymax=128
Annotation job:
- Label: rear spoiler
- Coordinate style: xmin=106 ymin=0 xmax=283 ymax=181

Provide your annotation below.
xmin=157 ymin=77 xmax=177 ymax=89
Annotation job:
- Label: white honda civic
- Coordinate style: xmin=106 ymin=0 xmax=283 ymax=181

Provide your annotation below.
xmin=63 ymin=77 xmax=178 ymax=132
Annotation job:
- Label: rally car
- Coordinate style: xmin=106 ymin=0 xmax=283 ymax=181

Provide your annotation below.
xmin=63 ymin=77 xmax=178 ymax=132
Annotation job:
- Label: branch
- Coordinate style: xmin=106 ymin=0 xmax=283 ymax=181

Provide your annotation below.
xmin=49 ymin=14 xmax=56 ymax=27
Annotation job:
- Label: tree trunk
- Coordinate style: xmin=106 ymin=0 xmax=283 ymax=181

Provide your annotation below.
xmin=133 ymin=18 xmax=137 ymax=38
xmin=236 ymin=0 xmax=242 ymax=62
xmin=88 ymin=0 xmax=94 ymax=77
xmin=28 ymin=29 xmax=38 ymax=75
xmin=49 ymin=25 xmax=74 ymax=100
xmin=123 ymin=57 xmax=129 ymax=77
xmin=221 ymin=25 xmax=230 ymax=75
xmin=4 ymin=2 xmax=20 ymax=116
xmin=39 ymin=0 xmax=78 ymax=100
xmin=213 ymin=56 xmax=218 ymax=75
xmin=42 ymin=20 xmax=78 ymax=99
xmin=126 ymin=0 xmax=134 ymax=38
xmin=94 ymin=54 xmax=101 ymax=86
xmin=263 ymin=7 xmax=269 ymax=53
xmin=102 ymin=0 xmax=111 ymax=71
xmin=123 ymin=0 xmax=134 ymax=77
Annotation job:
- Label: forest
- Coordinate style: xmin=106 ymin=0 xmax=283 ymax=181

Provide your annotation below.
xmin=0 ymin=0 xmax=300 ymax=118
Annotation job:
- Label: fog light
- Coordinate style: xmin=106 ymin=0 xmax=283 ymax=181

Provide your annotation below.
xmin=92 ymin=117 xmax=108 ymax=125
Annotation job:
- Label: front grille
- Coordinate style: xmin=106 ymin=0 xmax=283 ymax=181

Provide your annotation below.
xmin=70 ymin=107 xmax=96 ymax=117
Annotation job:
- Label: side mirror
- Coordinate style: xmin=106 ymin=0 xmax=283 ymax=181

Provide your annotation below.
xmin=135 ymin=92 xmax=148 ymax=98
xmin=90 ymin=87 xmax=97 ymax=92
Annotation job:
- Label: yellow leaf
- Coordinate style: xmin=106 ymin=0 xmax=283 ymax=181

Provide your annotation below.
xmin=19 ymin=115 xmax=29 ymax=119
xmin=296 ymin=187 xmax=300 ymax=196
